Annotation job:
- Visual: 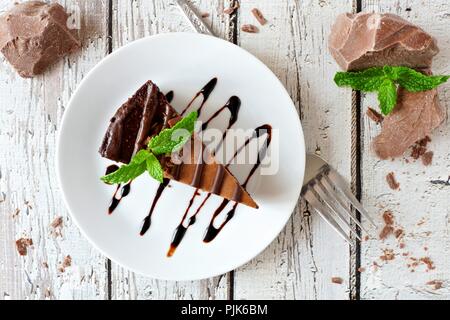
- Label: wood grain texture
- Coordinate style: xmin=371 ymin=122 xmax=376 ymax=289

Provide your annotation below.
xmin=0 ymin=0 xmax=109 ymax=300
xmin=233 ymin=0 xmax=355 ymax=299
xmin=109 ymin=0 xmax=234 ymax=300
xmin=360 ymin=0 xmax=450 ymax=299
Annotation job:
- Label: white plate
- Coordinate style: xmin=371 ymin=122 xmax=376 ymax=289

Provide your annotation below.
xmin=57 ymin=33 xmax=305 ymax=280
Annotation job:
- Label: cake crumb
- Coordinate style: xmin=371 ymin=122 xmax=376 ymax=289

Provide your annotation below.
xmin=201 ymin=12 xmax=210 ymax=18
xmin=358 ymin=267 xmax=366 ymax=273
xmin=15 ymin=238 xmax=33 ymax=256
xmin=386 ymin=172 xmax=400 ymax=190
xmin=331 ymin=277 xmax=343 ymax=284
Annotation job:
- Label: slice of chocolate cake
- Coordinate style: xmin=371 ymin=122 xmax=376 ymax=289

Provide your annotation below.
xmin=99 ymin=81 xmax=258 ymax=209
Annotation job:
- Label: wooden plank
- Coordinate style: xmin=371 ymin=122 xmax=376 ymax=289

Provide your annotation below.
xmin=233 ymin=0 xmax=355 ymax=299
xmin=109 ymin=0 xmax=234 ymax=300
xmin=360 ymin=0 xmax=450 ymax=299
xmin=0 ymin=0 xmax=109 ymax=300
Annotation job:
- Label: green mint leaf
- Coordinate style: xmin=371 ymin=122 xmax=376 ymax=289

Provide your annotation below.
xmin=149 ymin=111 xmax=198 ymax=155
xmin=146 ymin=153 xmax=164 ymax=183
xmin=101 ymin=150 xmax=151 ymax=184
xmin=334 ymin=67 xmax=386 ymax=92
xmin=395 ymin=67 xmax=450 ymax=92
xmin=378 ymin=79 xmax=397 ymax=116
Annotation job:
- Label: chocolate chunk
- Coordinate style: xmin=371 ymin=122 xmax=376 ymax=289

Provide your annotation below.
xmin=373 ymin=88 xmax=444 ymax=160
xmin=329 ymin=13 xmax=439 ymax=71
xmin=0 ymin=1 xmax=81 ymax=78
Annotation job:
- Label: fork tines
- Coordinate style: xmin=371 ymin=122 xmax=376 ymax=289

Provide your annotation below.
xmin=302 ymin=165 xmax=375 ymax=245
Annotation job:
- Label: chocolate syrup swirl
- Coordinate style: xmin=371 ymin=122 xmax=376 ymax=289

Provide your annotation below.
xmin=180 ymin=78 xmax=217 ymax=116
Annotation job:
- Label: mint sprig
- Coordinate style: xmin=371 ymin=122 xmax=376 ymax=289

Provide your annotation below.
xmin=334 ymin=66 xmax=449 ymax=115
xmin=101 ymin=111 xmax=198 ymax=184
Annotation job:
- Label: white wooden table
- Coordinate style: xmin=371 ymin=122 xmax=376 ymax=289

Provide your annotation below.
xmin=1 ymin=0 xmax=449 ymax=300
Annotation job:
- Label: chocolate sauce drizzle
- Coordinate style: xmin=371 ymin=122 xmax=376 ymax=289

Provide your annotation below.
xmin=180 ymin=78 xmax=217 ymax=116
xmin=203 ymin=125 xmax=272 ymax=243
xmin=104 ymin=165 xmax=133 ymax=215
xmin=140 ymin=178 xmax=170 ymax=236
xmin=103 ymin=79 xmax=273 ymax=257
xmin=168 ymin=125 xmax=272 ymax=255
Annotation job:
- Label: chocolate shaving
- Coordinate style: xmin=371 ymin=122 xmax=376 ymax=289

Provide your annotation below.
xmin=241 ymin=24 xmax=259 ymax=33
xmin=251 ymin=8 xmax=267 ymax=25
xmin=427 ymin=280 xmax=443 ymax=290
xmin=331 ymin=277 xmax=343 ymax=284
xmin=366 ymin=107 xmax=383 ymax=124
xmin=16 ymin=238 xmax=33 ymax=256
xmin=386 ymin=172 xmax=400 ymax=190
xmin=50 ymin=216 xmax=63 ymax=229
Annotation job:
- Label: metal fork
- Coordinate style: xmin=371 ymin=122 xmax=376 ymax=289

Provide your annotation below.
xmin=302 ymin=154 xmax=375 ymax=244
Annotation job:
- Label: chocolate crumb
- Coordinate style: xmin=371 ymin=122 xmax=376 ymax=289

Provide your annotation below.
xmin=420 ymin=257 xmax=435 ymax=271
xmin=364 ymin=235 xmax=369 ymax=241
xmin=62 ymin=255 xmax=72 ymax=268
xmin=241 ymin=24 xmax=259 ymax=33
xmin=251 ymin=8 xmax=267 ymax=25
xmin=50 ymin=216 xmax=63 ymax=229
xmin=386 ymin=172 xmax=400 ymax=190
xmin=42 ymin=262 xmax=49 ymax=268
xmin=383 ymin=211 xmax=394 ymax=225
xmin=394 ymin=229 xmax=404 ymax=239
xmin=366 ymin=107 xmax=383 ymax=124
xmin=331 ymin=277 xmax=343 ymax=284
xmin=399 ymin=243 xmax=406 ymax=249
xmin=201 ymin=12 xmax=210 ymax=18
xmin=427 ymin=280 xmax=443 ymax=290
xmin=15 ymin=238 xmax=33 ymax=256
xmin=424 ymin=246 xmax=428 ymax=251
xmin=379 ymin=226 xmax=394 ymax=240
xmin=380 ymin=249 xmax=395 ymax=261
xmin=411 ymin=136 xmax=431 ymax=160
xmin=421 ymin=151 xmax=433 ymax=166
